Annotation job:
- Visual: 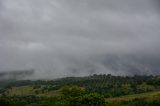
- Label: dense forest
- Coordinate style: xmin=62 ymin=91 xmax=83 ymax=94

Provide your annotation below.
xmin=0 ymin=74 xmax=160 ymax=106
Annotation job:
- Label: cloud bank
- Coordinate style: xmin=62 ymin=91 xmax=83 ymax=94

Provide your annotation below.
xmin=0 ymin=0 xmax=160 ymax=79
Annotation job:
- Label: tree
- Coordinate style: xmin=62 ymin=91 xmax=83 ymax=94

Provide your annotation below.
xmin=137 ymin=83 xmax=155 ymax=93
xmin=80 ymin=93 xmax=106 ymax=106
xmin=61 ymin=85 xmax=106 ymax=106
xmin=121 ymin=84 xmax=133 ymax=95
xmin=61 ymin=85 xmax=85 ymax=98
xmin=0 ymin=98 xmax=25 ymax=106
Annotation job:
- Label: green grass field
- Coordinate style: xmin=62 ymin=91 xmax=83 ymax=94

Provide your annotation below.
xmin=107 ymin=90 xmax=160 ymax=101
xmin=4 ymin=86 xmax=61 ymax=97
xmin=1 ymin=85 xmax=160 ymax=106
xmin=5 ymin=85 xmax=160 ymax=100
xmin=106 ymin=90 xmax=160 ymax=106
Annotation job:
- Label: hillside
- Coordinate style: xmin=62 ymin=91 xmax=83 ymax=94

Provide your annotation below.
xmin=0 ymin=74 xmax=160 ymax=106
xmin=1 ymin=85 xmax=160 ymax=106
xmin=3 ymin=86 xmax=61 ymax=97
xmin=106 ymin=90 xmax=160 ymax=106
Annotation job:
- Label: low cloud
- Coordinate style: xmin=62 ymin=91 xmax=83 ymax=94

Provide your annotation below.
xmin=0 ymin=0 xmax=160 ymax=79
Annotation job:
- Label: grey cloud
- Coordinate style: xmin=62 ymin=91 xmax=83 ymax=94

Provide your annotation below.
xmin=0 ymin=0 xmax=160 ymax=79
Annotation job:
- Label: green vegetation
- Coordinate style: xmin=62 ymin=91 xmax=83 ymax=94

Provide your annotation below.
xmin=106 ymin=92 xmax=160 ymax=106
xmin=0 ymin=74 xmax=160 ymax=106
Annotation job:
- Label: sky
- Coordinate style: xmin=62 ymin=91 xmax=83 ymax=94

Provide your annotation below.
xmin=0 ymin=0 xmax=160 ymax=79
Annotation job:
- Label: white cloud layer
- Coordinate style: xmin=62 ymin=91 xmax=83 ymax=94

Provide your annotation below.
xmin=0 ymin=0 xmax=160 ymax=78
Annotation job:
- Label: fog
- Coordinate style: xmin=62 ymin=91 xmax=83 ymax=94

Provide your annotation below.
xmin=0 ymin=0 xmax=160 ymax=79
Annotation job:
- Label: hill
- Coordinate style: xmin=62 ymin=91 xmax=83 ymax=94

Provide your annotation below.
xmin=0 ymin=74 xmax=160 ymax=106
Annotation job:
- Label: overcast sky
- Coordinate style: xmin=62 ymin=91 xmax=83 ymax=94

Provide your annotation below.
xmin=0 ymin=0 xmax=160 ymax=79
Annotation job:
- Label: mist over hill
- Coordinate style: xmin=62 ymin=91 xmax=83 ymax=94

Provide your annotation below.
xmin=0 ymin=0 xmax=160 ymax=79
xmin=0 ymin=69 xmax=34 ymax=80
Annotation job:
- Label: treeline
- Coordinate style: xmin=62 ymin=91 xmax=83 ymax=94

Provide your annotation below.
xmin=0 ymin=85 xmax=106 ymax=106
xmin=3 ymin=74 xmax=160 ymax=97
xmin=0 ymin=85 xmax=160 ymax=106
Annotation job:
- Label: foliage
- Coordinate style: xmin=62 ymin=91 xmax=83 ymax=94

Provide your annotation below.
xmin=80 ymin=93 xmax=106 ymax=106
xmin=61 ymin=85 xmax=105 ymax=106
xmin=61 ymin=85 xmax=85 ymax=98
xmin=0 ymin=74 xmax=160 ymax=106
xmin=0 ymin=97 xmax=25 ymax=106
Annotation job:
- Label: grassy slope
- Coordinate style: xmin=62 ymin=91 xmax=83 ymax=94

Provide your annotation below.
xmin=3 ymin=85 xmax=160 ymax=105
xmin=5 ymin=86 xmax=61 ymax=97
xmin=106 ymin=90 xmax=160 ymax=105
xmin=6 ymin=85 xmax=160 ymax=98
